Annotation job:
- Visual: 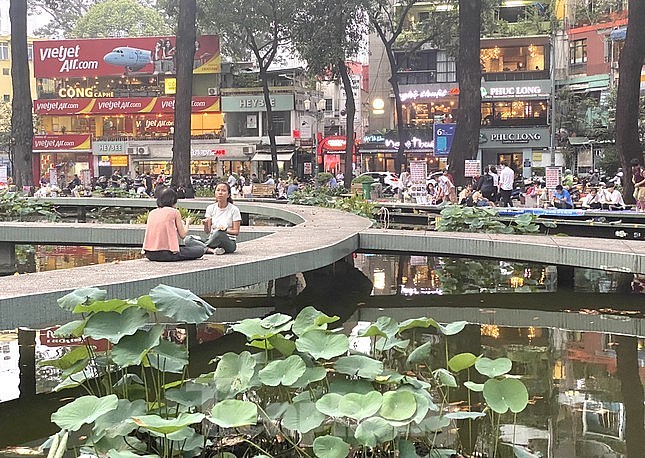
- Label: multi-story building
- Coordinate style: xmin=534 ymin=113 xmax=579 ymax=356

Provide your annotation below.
xmin=31 ymin=35 xmax=225 ymax=186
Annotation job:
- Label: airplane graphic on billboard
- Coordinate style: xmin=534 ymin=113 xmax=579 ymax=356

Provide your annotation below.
xmin=103 ymin=47 xmax=153 ymax=73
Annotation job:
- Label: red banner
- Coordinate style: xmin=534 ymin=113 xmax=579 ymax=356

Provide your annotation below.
xmin=39 ymin=326 xmax=110 ymax=352
xmin=33 ymin=134 xmax=92 ymax=151
xmin=34 ymin=96 xmax=220 ymax=115
xmin=33 ymin=35 xmax=220 ymax=78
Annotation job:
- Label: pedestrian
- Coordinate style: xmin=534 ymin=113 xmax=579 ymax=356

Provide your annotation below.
xmin=476 ymin=166 xmax=496 ymax=201
xmin=141 ymin=187 xmax=204 ymax=262
xmin=498 ymin=161 xmax=515 ymax=207
xmin=630 ymin=158 xmax=645 ymax=212
xmin=551 ymin=184 xmax=573 ymax=209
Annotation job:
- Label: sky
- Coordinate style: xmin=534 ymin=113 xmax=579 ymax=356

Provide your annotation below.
xmin=0 ymin=0 xmax=52 ymax=36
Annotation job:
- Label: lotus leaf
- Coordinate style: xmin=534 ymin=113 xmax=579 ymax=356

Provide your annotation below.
xmin=338 ymin=391 xmax=383 ymax=420
xmin=232 ymin=317 xmax=290 ymax=340
xmin=292 ymin=306 xmax=339 ymax=337
xmin=483 ymin=378 xmax=529 ymax=414
xmin=57 ymin=287 xmax=107 ymax=311
xmin=149 ymin=284 xmax=214 ymax=324
xmin=260 ymin=313 xmax=292 ymax=329
xmin=475 ymin=357 xmax=512 ymax=378
xmin=295 ymin=330 xmax=349 ymax=360
xmin=282 ymin=400 xmax=325 ymax=433
xmin=51 ymin=394 xmax=118 ymax=431
xmin=433 ymin=368 xmax=458 ymax=387
xmin=448 ymin=352 xmax=478 ymax=372
xmin=84 ymin=307 xmax=149 ymax=344
xmin=111 ymin=325 xmax=164 ymax=368
xmin=397 ymin=317 xmax=439 ymax=333
xmin=315 ymin=393 xmax=343 ymax=417
xmin=92 ymin=399 xmax=146 ymax=441
xmin=213 ymin=351 xmax=257 ymax=395
xmin=259 ymin=355 xmax=306 ymax=386
xmin=73 ymin=298 xmax=132 ymax=314
xmin=464 ymin=381 xmax=485 ymax=392
xmin=291 ymin=366 xmax=327 ymax=388
xmin=166 ymin=381 xmax=215 ymax=408
xmin=53 ymin=319 xmax=86 ymax=338
xmin=132 ymin=412 xmax=205 ymax=434
xmin=354 ymin=417 xmax=396 ymax=447
xmin=209 ymin=400 xmax=257 ymax=428
xmin=379 ymin=391 xmax=417 ymax=421
xmin=398 ymin=439 xmax=422 ymax=458
xmin=406 ymin=341 xmax=433 ymax=366
xmin=135 ymin=295 xmax=157 ymax=311
xmin=375 ymin=336 xmax=409 ymax=351
xmin=444 ymin=411 xmax=486 ymax=420
xmin=334 ymin=355 xmax=383 ymax=379
xmin=313 ymin=435 xmax=350 ymax=458
xmin=437 ymin=321 xmax=468 ymax=336
xmin=267 ymin=334 xmax=296 ymax=356
xmin=358 ymin=316 xmax=399 ymax=338
xmin=146 ymin=339 xmax=189 ymax=374
xmin=39 ymin=345 xmax=90 ymax=371
xmin=328 ymin=378 xmax=374 ymax=395
xmin=107 ymin=452 xmax=158 ymax=458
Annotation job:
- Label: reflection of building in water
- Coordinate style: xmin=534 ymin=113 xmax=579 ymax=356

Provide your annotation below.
xmin=0 ymin=332 xmax=19 ymax=403
xmin=29 ymin=245 xmax=142 ymax=273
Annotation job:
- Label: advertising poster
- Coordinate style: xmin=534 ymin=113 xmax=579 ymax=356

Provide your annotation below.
xmin=464 ymin=160 xmax=481 ymax=177
xmin=545 ymin=166 xmax=561 ymax=189
xmin=433 ymin=123 xmax=456 ymax=156
xmin=33 ymin=35 xmax=221 ymax=78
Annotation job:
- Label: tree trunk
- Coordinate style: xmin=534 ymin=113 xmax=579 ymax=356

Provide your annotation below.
xmin=171 ymin=0 xmax=196 ymax=196
xmin=259 ymin=65 xmax=279 ymax=178
xmin=449 ymin=0 xmax=482 ymax=187
xmin=339 ymin=61 xmax=355 ymax=189
xmin=389 ymin=68 xmax=406 ymax=175
xmin=10 ymin=0 xmax=33 ymax=189
xmin=615 ymin=0 xmax=645 ymax=203
xmin=615 ymin=335 xmax=645 ymax=457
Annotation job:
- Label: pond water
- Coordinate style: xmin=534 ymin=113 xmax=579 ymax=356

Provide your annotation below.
xmin=1 ymin=253 xmax=643 ymax=457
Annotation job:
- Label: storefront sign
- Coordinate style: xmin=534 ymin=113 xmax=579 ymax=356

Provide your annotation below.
xmin=93 ymin=141 xmax=126 ymax=155
xmin=319 ymin=136 xmax=348 ymax=152
xmin=221 ymin=94 xmax=294 ymax=112
xmin=545 ymin=166 xmax=561 ymax=189
xmin=58 ymin=87 xmax=114 ymax=98
xmin=191 ymin=148 xmax=226 ymax=157
xmin=398 ymin=83 xmax=459 ymax=102
xmin=433 ymin=123 xmax=456 ymax=157
xmin=480 ymin=127 xmax=550 ymax=148
xmin=34 ymin=96 xmax=220 ymax=115
xmin=465 ymin=160 xmax=481 ymax=177
xmin=481 ymin=80 xmax=551 ymax=100
xmin=33 ymin=35 xmax=220 ymax=78
xmin=33 ymin=134 xmax=92 ymax=151
xmin=400 ymin=89 xmax=449 ymax=102
xmin=165 ymin=78 xmax=176 ymax=95
xmin=362 ymin=133 xmax=384 ymax=143
xmin=384 ymin=136 xmax=433 ymax=150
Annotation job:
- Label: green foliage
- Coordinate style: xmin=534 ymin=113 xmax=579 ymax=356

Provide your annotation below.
xmin=194 ymin=187 xmax=215 ymax=198
xmin=43 ymin=291 xmax=530 ymax=457
xmin=0 ymin=190 xmax=58 ymax=221
xmin=315 ymin=172 xmax=334 ymax=186
xmin=352 ymin=174 xmax=375 ymax=184
xmin=288 ymin=185 xmax=376 ymax=220
xmin=134 ymin=207 xmax=201 ymax=224
xmin=436 ymin=205 xmax=541 ymax=234
xmin=70 ymin=0 xmax=170 ymax=38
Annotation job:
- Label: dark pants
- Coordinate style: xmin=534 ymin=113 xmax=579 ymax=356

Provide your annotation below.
xmin=144 ymin=246 xmax=204 ymax=262
xmin=499 ymin=189 xmax=513 ymax=207
xmin=554 ymin=201 xmax=573 ymax=209
xmin=184 ymin=230 xmax=237 ymax=254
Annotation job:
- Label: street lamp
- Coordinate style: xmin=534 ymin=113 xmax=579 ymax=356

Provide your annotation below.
xmin=303 ymin=98 xmax=326 ymax=175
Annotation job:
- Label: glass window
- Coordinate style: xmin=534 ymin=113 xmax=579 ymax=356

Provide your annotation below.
xmin=325 ymin=98 xmax=333 ymax=111
xmin=262 ymin=110 xmax=291 ymax=136
xmin=2 ymin=68 xmax=8 ymax=75
xmin=226 ymin=111 xmax=260 ymax=137
xmin=481 ymin=101 xmax=547 ymax=126
xmin=570 ymin=39 xmax=587 ymax=65
xmin=0 ymin=43 xmax=8 ymax=60
xmin=28 ymin=44 xmax=33 ymax=61
xmin=436 ymin=51 xmax=456 ymax=82
xmin=480 ymin=44 xmax=545 ymax=73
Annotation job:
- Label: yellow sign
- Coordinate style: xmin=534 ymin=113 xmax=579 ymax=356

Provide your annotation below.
xmin=111 ymin=155 xmax=128 ymax=167
xmin=532 ymin=152 xmax=543 ymax=162
xmin=165 ymin=78 xmax=177 ymax=95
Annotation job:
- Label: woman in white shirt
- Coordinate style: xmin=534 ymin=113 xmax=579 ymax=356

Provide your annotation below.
xmin=185 ymin=183 xmax=241 ymax=254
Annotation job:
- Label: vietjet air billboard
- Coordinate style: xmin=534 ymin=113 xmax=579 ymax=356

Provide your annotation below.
xmin=33 ymin=35 xmax=220 ymax=78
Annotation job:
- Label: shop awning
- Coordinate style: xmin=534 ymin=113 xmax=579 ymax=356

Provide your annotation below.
xmin=251 ymin=152 xmax=294 ymax=162
xmin=568 ymin=136 xmax=590 ymax=146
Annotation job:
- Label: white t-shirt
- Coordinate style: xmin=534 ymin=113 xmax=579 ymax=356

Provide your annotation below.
xmin=205 ymin=203 xmax=242 ymax=240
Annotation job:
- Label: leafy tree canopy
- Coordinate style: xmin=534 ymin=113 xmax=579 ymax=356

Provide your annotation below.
xmin=69 ymin=0 xmax=170 ymax=38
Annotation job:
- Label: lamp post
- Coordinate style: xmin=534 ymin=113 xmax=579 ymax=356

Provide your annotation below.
xmin=304 ymin=98 xmax=326 ymax=176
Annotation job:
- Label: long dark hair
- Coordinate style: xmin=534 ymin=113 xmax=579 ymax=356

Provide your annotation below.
xmin=217 ymin=182 xmax=234 ymax=204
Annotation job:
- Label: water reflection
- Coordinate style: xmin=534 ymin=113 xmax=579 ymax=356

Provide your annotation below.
xmin=16 ymin=245 xmax=142 ymax=273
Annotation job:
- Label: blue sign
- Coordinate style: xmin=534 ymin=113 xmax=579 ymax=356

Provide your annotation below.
xmin=433 ymin=123 xmax=455 ymax=156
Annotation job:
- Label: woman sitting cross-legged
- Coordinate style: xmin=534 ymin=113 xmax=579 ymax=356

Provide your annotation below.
xmin=142 ymin=187 xmax=204 ymax=261
xmin=185 ymin=183 xmax=241 ymax=255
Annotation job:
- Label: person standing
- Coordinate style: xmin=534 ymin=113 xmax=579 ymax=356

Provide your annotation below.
xmin=476 ymin=166 xmax=496 ymax=201
xmin=498 ymin=161 xmax=515 ymax=207
xmin=630 ymin=158 xmax=645 ymax=212
xmin=142 ymin=187 xmax=204 ymax=261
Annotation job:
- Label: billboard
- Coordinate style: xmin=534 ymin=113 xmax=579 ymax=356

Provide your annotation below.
xmin=34 ymin=96 xmax=220 ymax=115
xmin=33 ymin=134 xmax=92 ymax=151
xmin=433 ymin=123 xmax=456 ymax=156
xmin=33 ymin=35 xmax=220 ymax=78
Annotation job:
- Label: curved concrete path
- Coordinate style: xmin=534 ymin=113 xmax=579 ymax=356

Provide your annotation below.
xmin=0 ymin=203 xmax=372 ymax=330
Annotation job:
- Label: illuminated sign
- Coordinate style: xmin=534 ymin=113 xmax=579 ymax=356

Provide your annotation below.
xmin=400 ymin=89 xmax=449 ymax=102
xmin=384 ymin=136 xmax=433 ymax=149
xmin=58 ymin=87 xmax=114 ymax=98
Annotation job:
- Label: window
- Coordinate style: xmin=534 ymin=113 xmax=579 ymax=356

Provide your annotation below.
xmin=28 ymin=44 xmax=33 ymax=61
xmin=2 ymin=68 xmax=8 ymax=76
xmin=481 ymin=100 xmax=548 ymax=126
xmin=3 ymin=95 xmax=9 ymax=102
xmin=262 ymin=110 xmax=291 ymax=136
xmin=325 ymin=98 xmax=333 ymax=111
xmin=436 ymin=51 xmax=456 ymax=82
xmin=0 ymin=43 xmax=8 ymax=60
xmin=480 ymin=45 xmax=545 ymax=73
xmin=570 ymin=39 xmax=587 ymax=65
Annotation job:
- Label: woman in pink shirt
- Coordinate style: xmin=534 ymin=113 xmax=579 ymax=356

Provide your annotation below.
xmin=142 ymin=187 xmax=204 ymax=261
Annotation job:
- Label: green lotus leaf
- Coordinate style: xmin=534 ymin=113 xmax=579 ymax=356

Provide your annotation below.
xmin=57 ymin=287 xmax=107 ymax=311
xmin=483 ymin=378 xmax=529 ymax=414
xmin=313 ymin=435 xmax=350 ymax=458
xmin=397 ymin=386 xmax=434 ymax=424
xmin=213 ymin=351 xmax=257 ymax=396
xmin=315 ymin=393 xmax=343 ymax=417
xmin=133 ymin=412 xmax=205 ymax=434
xmin=295 ymin=330 xmax=349 ymax=360
xmin=156 ymin=425 xmax=205 ymax=453
xmin=376 ymin=336 xmax=409 ymax=351
xmin=135 ymin=295 xmax=157 ymax=311
xmin=52 ymin=319 xmax=87 ymax=338
xmin=433 ymin=368 xmax=458 ymax=387
xmin=212 ymin=453 xmax=236 ymax=458
xmin=92 ymin=399 xmax=146 ymax=441
xmin=406 ymin=341 xmax=433 ymax=366
xmin=107 ymin=451 xmax=158 ymax=458
xmin=84 ymin=307 xmax=149 ymax=344
xmin=267 ymin=334 xmax=296 ymax=356
xmin=338 ymin=391 xmax=383 ymax=420
xmin=73 ymin=298 xmax=132 ymax=314
xmin=260 ymin=313 xmax=292 ymax=329
xmin=282 ymin=400 xmax=325 ymax=433
xmin=51 ymin=394 xmax=118 ymax=431
xmin=146 ymin=338 xmax=189 ymax=374
xmin=292 ymin=306 xmax=339 ymax=337
xmin=111 ymin=325 xmax=164 ymax=368
xmin=93 ymin=435 xmax=146 ymax=454
xmin=444 ymin=411 xmax=486 ymax=420
xmin=464 ymin=381 xmax=485 ymax=392
xmin=166 ymin=381 xmax=215 ymax=408
xmin=475 ymin=357 xmax=513 ymax=378
xmin=39 ymin=345 xmax=90 ymax=370
xmin=209 ymin=400 xmax=257 ymax=428
xmin=354 ymin=417 xmax=396 ymax=447
xmin=411 ymin=415 xmax=451 ymax=434
xmin=232 ymin=318 xmax=289 ymax=340
xmin=334 ymin=355 xmax=383 ymax=379
xmin=398 ymin=439 xmax=422 ymax=458
xmin=54 ymin=369 xmax=92 ymax=391
xmin=259 ymin=355 xmax=306 ymax=386
xmin=291 ymin=366 xmax=327 ymax=388
xmin=438 ymin=321 xmax=468 ymax=336
xmin=397 ymin=317 xmax=439 ymax=333
xmin=150 ymin=284 xmax=214 ymax=324
xmin=328 ymin=378 xmax=374 ymax=395
xmin=448 ymin=353 xmax=478 ymax=372
xmin=379 ymin=391 xmax=416 ymax=421
xmin=358 ymin=316 xmax=399 ymax=338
